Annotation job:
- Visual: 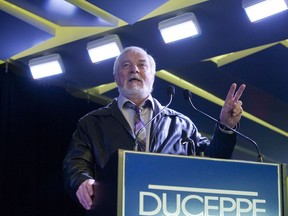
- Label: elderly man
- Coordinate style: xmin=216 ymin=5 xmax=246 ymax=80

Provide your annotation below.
xmin=63 ymin=46 xmax=245 ymax=211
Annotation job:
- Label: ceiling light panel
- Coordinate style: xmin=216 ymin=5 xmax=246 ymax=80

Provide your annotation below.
xmin=29 ymin=54 xmax=64 ymax=79
xmin=243 ymin=0 xmax=288 ymax=22
xmin=158 ymin=13 xmax=201 ymax=43
xmin=87 ymin=35 xmax=123 ymax=63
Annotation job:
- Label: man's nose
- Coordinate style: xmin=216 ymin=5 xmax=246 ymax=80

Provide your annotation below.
xmin=130 ymin=64 xmax=139 ymax=73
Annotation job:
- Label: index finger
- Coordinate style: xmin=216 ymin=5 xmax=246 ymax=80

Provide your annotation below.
xmin=225 ymin=83 xmax=246 ymax=101
xmin=233 ymin=84 xmax=246 ymax=101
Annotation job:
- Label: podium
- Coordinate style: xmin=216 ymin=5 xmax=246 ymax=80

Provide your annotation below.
xmin=90 ymin=150 xmax=287 ymax=216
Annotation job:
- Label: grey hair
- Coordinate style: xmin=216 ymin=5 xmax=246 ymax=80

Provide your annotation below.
xmin=113 ymin=46 xmax=156 ymax=76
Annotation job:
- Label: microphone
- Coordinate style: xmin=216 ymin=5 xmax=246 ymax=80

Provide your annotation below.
xmin=183 ymin=89 xmax=264 ymax=162
xmin=134 ymin=86 xmax=175 ymax=151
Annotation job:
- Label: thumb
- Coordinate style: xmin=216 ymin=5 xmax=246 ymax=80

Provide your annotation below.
xmin=87 ymin=179 xmax=95 ymax=196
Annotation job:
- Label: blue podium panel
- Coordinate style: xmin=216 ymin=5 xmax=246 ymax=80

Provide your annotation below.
xmin=118 ymin=151 xmax=282 ymax=216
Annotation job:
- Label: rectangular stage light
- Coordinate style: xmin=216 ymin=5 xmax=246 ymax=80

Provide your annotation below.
xmin=29 ymin=54 xmax=64 ymax=79
xmin=87 ymin=35 xmax=123 ymax=63
xmin=158 ymin=13 xmax=201 ymax=43
xmin=243 ymin=0 xmax=288 ymax=22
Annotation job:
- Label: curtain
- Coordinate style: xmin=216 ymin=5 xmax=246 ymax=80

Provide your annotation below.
xmin=0 ymin=65 xmax=99 ymax=216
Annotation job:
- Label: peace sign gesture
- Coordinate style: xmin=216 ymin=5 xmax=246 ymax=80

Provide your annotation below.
xmin=219 ymin=83 xmax=246 ymax=128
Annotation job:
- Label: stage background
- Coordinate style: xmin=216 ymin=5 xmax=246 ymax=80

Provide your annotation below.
xmin=0 ymin=66 xmax=100 ymax=216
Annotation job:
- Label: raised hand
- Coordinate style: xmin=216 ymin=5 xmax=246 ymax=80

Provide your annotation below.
xmin=220 ymin=83 xmax=246 ymax=128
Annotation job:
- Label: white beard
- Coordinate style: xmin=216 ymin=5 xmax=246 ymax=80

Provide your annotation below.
xmin=118 ymin=83 xmax=153 ymax=100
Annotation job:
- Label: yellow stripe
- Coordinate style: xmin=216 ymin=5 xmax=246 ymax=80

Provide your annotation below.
xmin=156 ymin=69 xmax=288 ymax=137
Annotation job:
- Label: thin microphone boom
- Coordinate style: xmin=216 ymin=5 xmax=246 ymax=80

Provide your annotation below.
xmin=183 ymin=89 xmax=264 ymax=162
xmin=134 ymin=86 xmax=175 ymax=151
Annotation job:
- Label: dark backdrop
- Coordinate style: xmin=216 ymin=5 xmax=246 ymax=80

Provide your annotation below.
xmin=0 ymin=65 xmax=99 ymax=216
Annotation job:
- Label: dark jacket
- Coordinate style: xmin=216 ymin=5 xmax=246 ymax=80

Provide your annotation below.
xmin=63 ymin=98 xmax=237 ymax=202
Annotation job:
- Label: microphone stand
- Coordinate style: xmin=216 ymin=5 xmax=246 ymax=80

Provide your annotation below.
xmin=184 ymin=90 xmax=264 ymax=162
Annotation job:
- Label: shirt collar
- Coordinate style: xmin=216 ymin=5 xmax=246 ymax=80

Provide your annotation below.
xmin=118 ymin=94 xmax=154 ymax=110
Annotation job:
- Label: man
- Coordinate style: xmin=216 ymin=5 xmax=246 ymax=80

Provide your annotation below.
xmin=63 ymin=46 xmax=245 ymax=211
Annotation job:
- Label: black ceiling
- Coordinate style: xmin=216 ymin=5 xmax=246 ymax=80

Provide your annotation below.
xmin=1 ymin=0 xmax=288 ymax=165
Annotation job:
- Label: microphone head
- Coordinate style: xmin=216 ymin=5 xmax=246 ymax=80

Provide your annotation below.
xmin=167 ymin=85 xmax=175 ymax=97
xmin=183 ymin=89 xmax=192 ymax=101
